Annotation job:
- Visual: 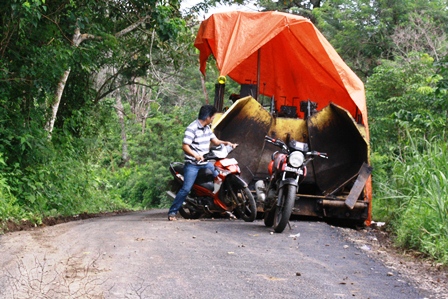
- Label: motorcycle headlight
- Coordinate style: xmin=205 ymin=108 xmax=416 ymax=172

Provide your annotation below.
xmin=289 ymin=151 xmax=304 ymax=167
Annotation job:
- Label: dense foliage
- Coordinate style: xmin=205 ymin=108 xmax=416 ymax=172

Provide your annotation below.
xmin=0 ymin=0 xmax=193 ymax=224
xmin=367 ymin=51 xmax=447 ymax=263
xmin=1 ymin=0 xmax=447 ymax=263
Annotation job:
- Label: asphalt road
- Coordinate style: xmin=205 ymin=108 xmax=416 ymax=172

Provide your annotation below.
xmin=0 ymin=210 xmax=432 ymax=299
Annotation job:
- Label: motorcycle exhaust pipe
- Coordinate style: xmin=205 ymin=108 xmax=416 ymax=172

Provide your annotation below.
xmin=166 ymin=191 xmax=176 ymax=200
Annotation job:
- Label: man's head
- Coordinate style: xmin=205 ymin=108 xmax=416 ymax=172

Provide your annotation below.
xmin=198 ymin=105 xmax=217 ymax=123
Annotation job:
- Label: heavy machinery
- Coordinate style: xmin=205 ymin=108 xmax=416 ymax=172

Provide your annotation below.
xmin=195 ymin=11 xmax=372 ymax=225
xmin=212 ymin=97 xmax=371 ymax=225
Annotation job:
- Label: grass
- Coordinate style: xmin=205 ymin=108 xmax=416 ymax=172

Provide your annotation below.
xmin=372 ymin=133 xmax=448 ymax=264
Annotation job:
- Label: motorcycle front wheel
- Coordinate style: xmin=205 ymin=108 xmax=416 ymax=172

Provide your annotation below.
xmin=273 ymin=184 xmax=296 ymax=233
xmin=233 ymin=186 xmax=257 ymax=222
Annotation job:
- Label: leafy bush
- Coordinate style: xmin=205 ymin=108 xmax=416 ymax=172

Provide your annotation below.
xmin=108 ymin=107 xmax=195 ymax=208
xmin=368 ymin=52 xmax=448 ymax=263
xmin=0 ymin=101 xmax=131 ymax=228
xmin=0 ymin=154 xmax=24 ymax=222
xmin=367 ymin=53 xmax=447 ymax=153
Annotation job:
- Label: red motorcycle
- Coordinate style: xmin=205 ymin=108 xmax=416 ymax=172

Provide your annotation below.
xmin=256 ymin=136 xmax=328 ymax=232
xmin=167 ymin=144 xmax=257 ymax=221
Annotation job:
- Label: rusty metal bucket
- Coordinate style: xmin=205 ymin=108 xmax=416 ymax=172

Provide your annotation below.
xmin=213 ymin=97 xmax=371 ymax=225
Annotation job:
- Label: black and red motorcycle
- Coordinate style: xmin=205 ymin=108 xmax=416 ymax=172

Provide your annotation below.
xmin=167 ymin=144 xmax=257 ymax=222
xmin=255 ymin=136 xmax=328 ymax=232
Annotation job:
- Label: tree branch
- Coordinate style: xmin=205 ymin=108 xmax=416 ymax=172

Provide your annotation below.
xmin=115 ymin=16 xmax=151 ymax=38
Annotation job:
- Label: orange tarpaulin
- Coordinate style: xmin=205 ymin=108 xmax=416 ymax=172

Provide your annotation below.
xmin=194 ymin=11 xmax=368 ymax=127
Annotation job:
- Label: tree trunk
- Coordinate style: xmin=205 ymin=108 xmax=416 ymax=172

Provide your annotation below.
xmin=115 ymin=92 xmax=130 ymax=166
xmin=46 ymin=68 xmax=71 ymax=135
xmin=45 ymin=17 xmax=150 ymax=136
xmin=200 ymin=74 xmax=209 ymax=104
xmin=46 ymin=27 xmax=96 ymax=136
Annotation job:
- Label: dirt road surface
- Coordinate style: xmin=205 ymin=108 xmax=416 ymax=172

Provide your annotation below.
xmin=0 ymin=209 xmax=443 ymax=298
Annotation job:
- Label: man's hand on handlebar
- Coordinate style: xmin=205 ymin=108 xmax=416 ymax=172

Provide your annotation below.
xmin=194 ymin=154 xmax=204 ymax=162
xmin=224 ymin=141 xmax=238 ymax=148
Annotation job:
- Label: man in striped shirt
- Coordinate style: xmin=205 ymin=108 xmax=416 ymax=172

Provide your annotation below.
xmin=168 ymin=105 xmax=237 ymax=221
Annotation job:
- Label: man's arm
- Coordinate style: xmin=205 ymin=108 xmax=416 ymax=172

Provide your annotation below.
xmin=182 ymin=143 xmax=203 ymax=162
xmin=210 ymin=138 xmax=238 ymax=148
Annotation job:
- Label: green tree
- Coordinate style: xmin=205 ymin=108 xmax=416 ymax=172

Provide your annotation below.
xmin=0 ymin=0 xmax=186 ymax=137
xmin=367 ymin=53 xmax=447 ymax=152
xmin=312 ymin=0 xmax=448 ymax=78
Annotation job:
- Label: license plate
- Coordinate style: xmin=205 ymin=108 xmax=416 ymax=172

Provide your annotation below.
xmin=285 ymin=166 xmax=300 ymax=173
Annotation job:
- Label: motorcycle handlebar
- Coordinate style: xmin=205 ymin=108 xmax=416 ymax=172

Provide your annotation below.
xmin=265 ymin=136 xmax=328 ymax=159
xmin=203 ymin=144 xmax=235 ymax=161
xmin=307 ymin=151 xmax=328 ymax=159
xmin=264 ymin=135 xmax=285 ymax=148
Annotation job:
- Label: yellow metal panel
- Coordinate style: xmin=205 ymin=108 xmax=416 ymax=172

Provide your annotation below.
xmin=268 ymin=117 xmax=307 ymax=143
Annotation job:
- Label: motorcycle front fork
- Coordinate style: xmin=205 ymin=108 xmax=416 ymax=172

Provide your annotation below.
xmin=266 ymin=178 xmax=298 ymax=210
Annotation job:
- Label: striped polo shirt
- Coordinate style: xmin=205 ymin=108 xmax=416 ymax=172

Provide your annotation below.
xmin=183 ymin=119 xmax=217 ymax=165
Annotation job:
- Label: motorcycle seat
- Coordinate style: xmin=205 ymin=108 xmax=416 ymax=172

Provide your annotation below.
xmin=195 ymin=168 xmax=214 ymax=185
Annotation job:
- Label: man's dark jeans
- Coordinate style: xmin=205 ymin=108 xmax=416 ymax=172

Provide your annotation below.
xmin=168 ymin=162 xmax=217 ymax=216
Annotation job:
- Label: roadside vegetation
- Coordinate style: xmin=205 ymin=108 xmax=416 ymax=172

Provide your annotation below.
xmin=0 ymin=0 xmax=447 ymax=264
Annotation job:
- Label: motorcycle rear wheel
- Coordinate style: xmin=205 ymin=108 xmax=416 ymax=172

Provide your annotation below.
xmin=178 ymin=203 xmax=201 ymax=220
xmin=233 ymin=186 xmax=257 ymax=222
xmin=263 ymin=207 xmax=275 ymax=227
xmin=273 ymin=185 xmax=296 ymax=233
